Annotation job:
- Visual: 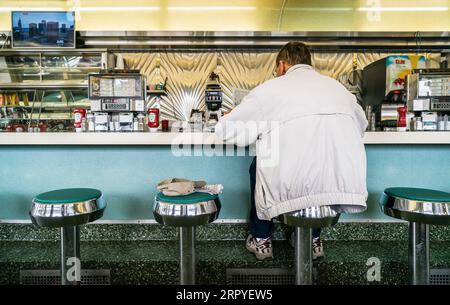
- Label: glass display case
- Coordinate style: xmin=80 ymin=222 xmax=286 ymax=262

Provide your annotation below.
xmin=0 ymin=49 xmax=107 ymax=132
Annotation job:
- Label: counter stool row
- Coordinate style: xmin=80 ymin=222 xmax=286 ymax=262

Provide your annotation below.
xmin=29 ymin=186 xmax=450 ymax=285
xmin=29 ymin=187 xmax=221 ymax=285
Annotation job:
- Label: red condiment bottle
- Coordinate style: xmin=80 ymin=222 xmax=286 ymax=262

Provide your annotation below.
xmin=73 ymin=108 xmax=86 ymax=132
xmin=397 ymin=106 xmax=407 ymax=132
xmin=147 ymin=108 xmax=160 ymax=132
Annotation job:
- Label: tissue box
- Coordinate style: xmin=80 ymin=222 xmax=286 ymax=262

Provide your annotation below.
xmin=422 ymin=112 xmax=437 ymax=131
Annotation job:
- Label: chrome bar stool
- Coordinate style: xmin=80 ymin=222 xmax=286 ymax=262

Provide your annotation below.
xmin=380 ymin=187 xmax=450 ymax=285
xmin=279 ymin=206 xmax=340 ymax=285
xmin=153 ymin=192 xmax=221 ymax=285
xmin=29 ymin=188 xmax=106 ymax=285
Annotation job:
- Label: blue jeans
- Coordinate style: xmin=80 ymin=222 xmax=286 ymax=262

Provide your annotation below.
xmin=249 ymin=157 xmax=321 ymax=239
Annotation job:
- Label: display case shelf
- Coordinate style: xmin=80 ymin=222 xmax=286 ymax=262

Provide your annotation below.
xmin=0 ymin=49 xmax=108 ymax=132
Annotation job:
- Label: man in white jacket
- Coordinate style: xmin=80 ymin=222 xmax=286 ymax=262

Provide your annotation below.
xmin=215 ymin=42 xmax=368 ymax=260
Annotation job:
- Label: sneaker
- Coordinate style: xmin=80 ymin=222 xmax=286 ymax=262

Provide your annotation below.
xmin=312 ymin=237 xmax=324 ymax=260
xmin=246 ymin=234 xmax=274 ymax=260
xmin=288 ymin=233 xmax=325 ymax=260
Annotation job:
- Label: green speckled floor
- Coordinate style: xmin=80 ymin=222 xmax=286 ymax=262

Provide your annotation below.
xmin=1 ymin=240 xmax=449 ymax=285
xmin=1 ymin=223 xmax=450 ymax=284
xmin=1 ymin=223 xmax=450 ymax=242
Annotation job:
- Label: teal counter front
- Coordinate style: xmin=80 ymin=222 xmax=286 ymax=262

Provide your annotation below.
xmin=1 ymin=132 xmax=450 ymax=222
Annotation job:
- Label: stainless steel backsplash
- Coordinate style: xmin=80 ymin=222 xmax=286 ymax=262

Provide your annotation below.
xmin=120 ymin=51 xmax=440 ymax=121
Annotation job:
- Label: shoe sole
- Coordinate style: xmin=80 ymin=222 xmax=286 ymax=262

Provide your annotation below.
xmin=313 ymin=255 xmax=324 ymax=261
xmin=246 ymin=243 xmax=274 ymax=261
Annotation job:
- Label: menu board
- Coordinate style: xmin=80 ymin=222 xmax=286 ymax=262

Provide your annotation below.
xmin=89 ymin=74 xmax=143 ymax=98
xmin=114 ymin=78 xmax=137 ymax=96
xmin=100 ymin=78 xmax=113 ymax=96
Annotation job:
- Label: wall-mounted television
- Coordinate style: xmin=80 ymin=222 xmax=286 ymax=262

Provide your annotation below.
xmin=11 ymin=11 xmax=75 ymax=48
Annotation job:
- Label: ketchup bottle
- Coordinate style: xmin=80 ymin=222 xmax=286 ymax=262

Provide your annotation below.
xmin=397 ymin=106 xmax=407 ymax=132
xmin=147 ymin=108 xmax=160 ymax=132
xmin=73 ymin=108 xmax=86 ymax=132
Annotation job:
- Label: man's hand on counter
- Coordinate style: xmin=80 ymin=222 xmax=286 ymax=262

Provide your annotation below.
xmin=223 ymin=109 xmax=233 ymax=116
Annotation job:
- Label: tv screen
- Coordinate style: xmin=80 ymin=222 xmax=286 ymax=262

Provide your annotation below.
xmin=12 ymin=11 xmax=75 ymax=48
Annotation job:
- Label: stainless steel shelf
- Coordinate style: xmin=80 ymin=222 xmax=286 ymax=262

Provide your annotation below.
xmin=0 ymin=118 xmax=73 ymax=121
xmin=77 ymin=30 xmax=450 ymax=51
xmin=0 ymin=83 xmax=88 ymax=89
xmin=0 ymin=48 xmax=108 ymax=55
xmin=1 ymin=103 xmax=89 ymax=107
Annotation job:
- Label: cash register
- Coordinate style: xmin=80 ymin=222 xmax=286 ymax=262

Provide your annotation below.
xmin=88 ymin=71 xmax=146 ymax=132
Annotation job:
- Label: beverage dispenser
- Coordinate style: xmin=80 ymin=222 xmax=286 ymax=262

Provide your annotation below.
xmin=363 ymin=55 xmax=426 ymax=130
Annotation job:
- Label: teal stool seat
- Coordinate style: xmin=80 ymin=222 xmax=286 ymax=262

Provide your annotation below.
xmin=30 ymin=188 xmax=106 ymax=228
xmin=156 ymin=192 xmax=217 ymax=204
xmin=385 ymin=187 xmax=450 ymax=203
xmin=153 ymin=191 xmax=221 ymax=285
xmin=380 ymin=186 xmax=450 ymax=285
xmin=380 ymin=187 xmax=450 ymax=225
xmin=29 ymin=188 xmax=107 ymax=285
xmin=34 ymin=188 xmax=102 ymax=204
xmin=153 ymin=191 xmax=220 ymax=227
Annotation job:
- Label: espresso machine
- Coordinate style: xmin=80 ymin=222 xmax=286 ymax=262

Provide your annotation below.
xmin=88 ymin=71 xmax=146 ymax=132
xmin=363 ymin=55 xmax=426 ymax=130
xmin=204 ymin=72 xmax=223 ymax=132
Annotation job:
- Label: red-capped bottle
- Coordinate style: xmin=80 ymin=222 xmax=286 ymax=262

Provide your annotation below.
xmin=73 ymin=108 xmax=86 ymax=132
xmin=397 ymin=106 xmax=407 ymax=132
xmin=147 ymin=108 xmax=160 ymax=132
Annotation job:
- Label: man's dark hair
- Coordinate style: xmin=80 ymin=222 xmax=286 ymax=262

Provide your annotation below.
xmin=276 ymin=42 xmax=312 ymax=66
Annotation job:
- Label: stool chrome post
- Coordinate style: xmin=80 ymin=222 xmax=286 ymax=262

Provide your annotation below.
xmin=153 ymin=193 xmax=221 ymax=285
xmin=279 ymin=206 xmax=339 ymax=286
xmin=409 ymin=222 xmax=429 ymax=285
xmin=30 ymin=189 xmax=106 ymax=286
xmin=295 ymin=227 xmax=312 ymax=285
xmin=179 ymin=226 xmax=196 ymax=285
xmin=61 ymin=226 xmax=81 ymax=285
xmin=379 ymin=188 xmax=450 ymax=285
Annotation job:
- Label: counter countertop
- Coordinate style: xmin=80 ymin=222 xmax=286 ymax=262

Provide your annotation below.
xmin=0 ymin=131 xmax=450 ymax=145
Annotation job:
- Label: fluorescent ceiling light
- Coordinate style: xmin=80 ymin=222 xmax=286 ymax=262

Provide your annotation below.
xmin=286 ymin=7 xmax=353 ymax=12
xmin=0 ymin=7 xmax=65 ymax=12
xmin=74 ymin=7 xmax=160 ymax=12
xmin=0 ymin=6 xmax=161 ymax=12
xmin=358 ymin=6 xmax=448 ymax=12
xmin=168 ymin=6 xmax=256 ymax=12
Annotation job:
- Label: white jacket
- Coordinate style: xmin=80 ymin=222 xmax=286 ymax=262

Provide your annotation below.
xmin=215 ymin=64 xmax=368 ymax=220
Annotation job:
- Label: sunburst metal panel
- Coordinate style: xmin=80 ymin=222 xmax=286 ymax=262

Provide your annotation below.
xmin=119 ymin=51 xmax=440 ymax=121
xmin=219 ymin=52 xmax=277 ymax=112
xmin=160 ymin=52 xmax=218 ymax=120
xmin=312 ymin=53 xmax=354 ymax=80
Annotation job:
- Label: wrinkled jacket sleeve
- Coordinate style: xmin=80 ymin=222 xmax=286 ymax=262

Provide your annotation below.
xmin=214 ymin=89 xmax=265 ymax=147
xmin=353 ymin=99 xmax=368 ymax=137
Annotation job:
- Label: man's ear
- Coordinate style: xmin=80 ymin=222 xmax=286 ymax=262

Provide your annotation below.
xmin=281 ymin=61 xmax=289 ymax=75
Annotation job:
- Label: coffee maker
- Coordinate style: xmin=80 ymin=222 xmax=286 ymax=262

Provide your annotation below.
xmin=204 ymin=72 xmax=223 ymax=132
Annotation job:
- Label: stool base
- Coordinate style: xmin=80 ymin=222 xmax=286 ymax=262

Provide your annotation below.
xmin=409 ymin=222 xmax=429 ymax=285
xmin=61 ymin=226 xmax=81 ymax=285
xmin=295 ymin=227 xmax=313 ymax=285
xmin=179 ymin=226 xmax=196 ymax=285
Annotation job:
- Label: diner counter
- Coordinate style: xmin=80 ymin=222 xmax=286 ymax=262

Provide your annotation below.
xmin=1 ymin=130 xmax=450 ymax=221
xmin=1 ymin=131 xmax=450 ymax=145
